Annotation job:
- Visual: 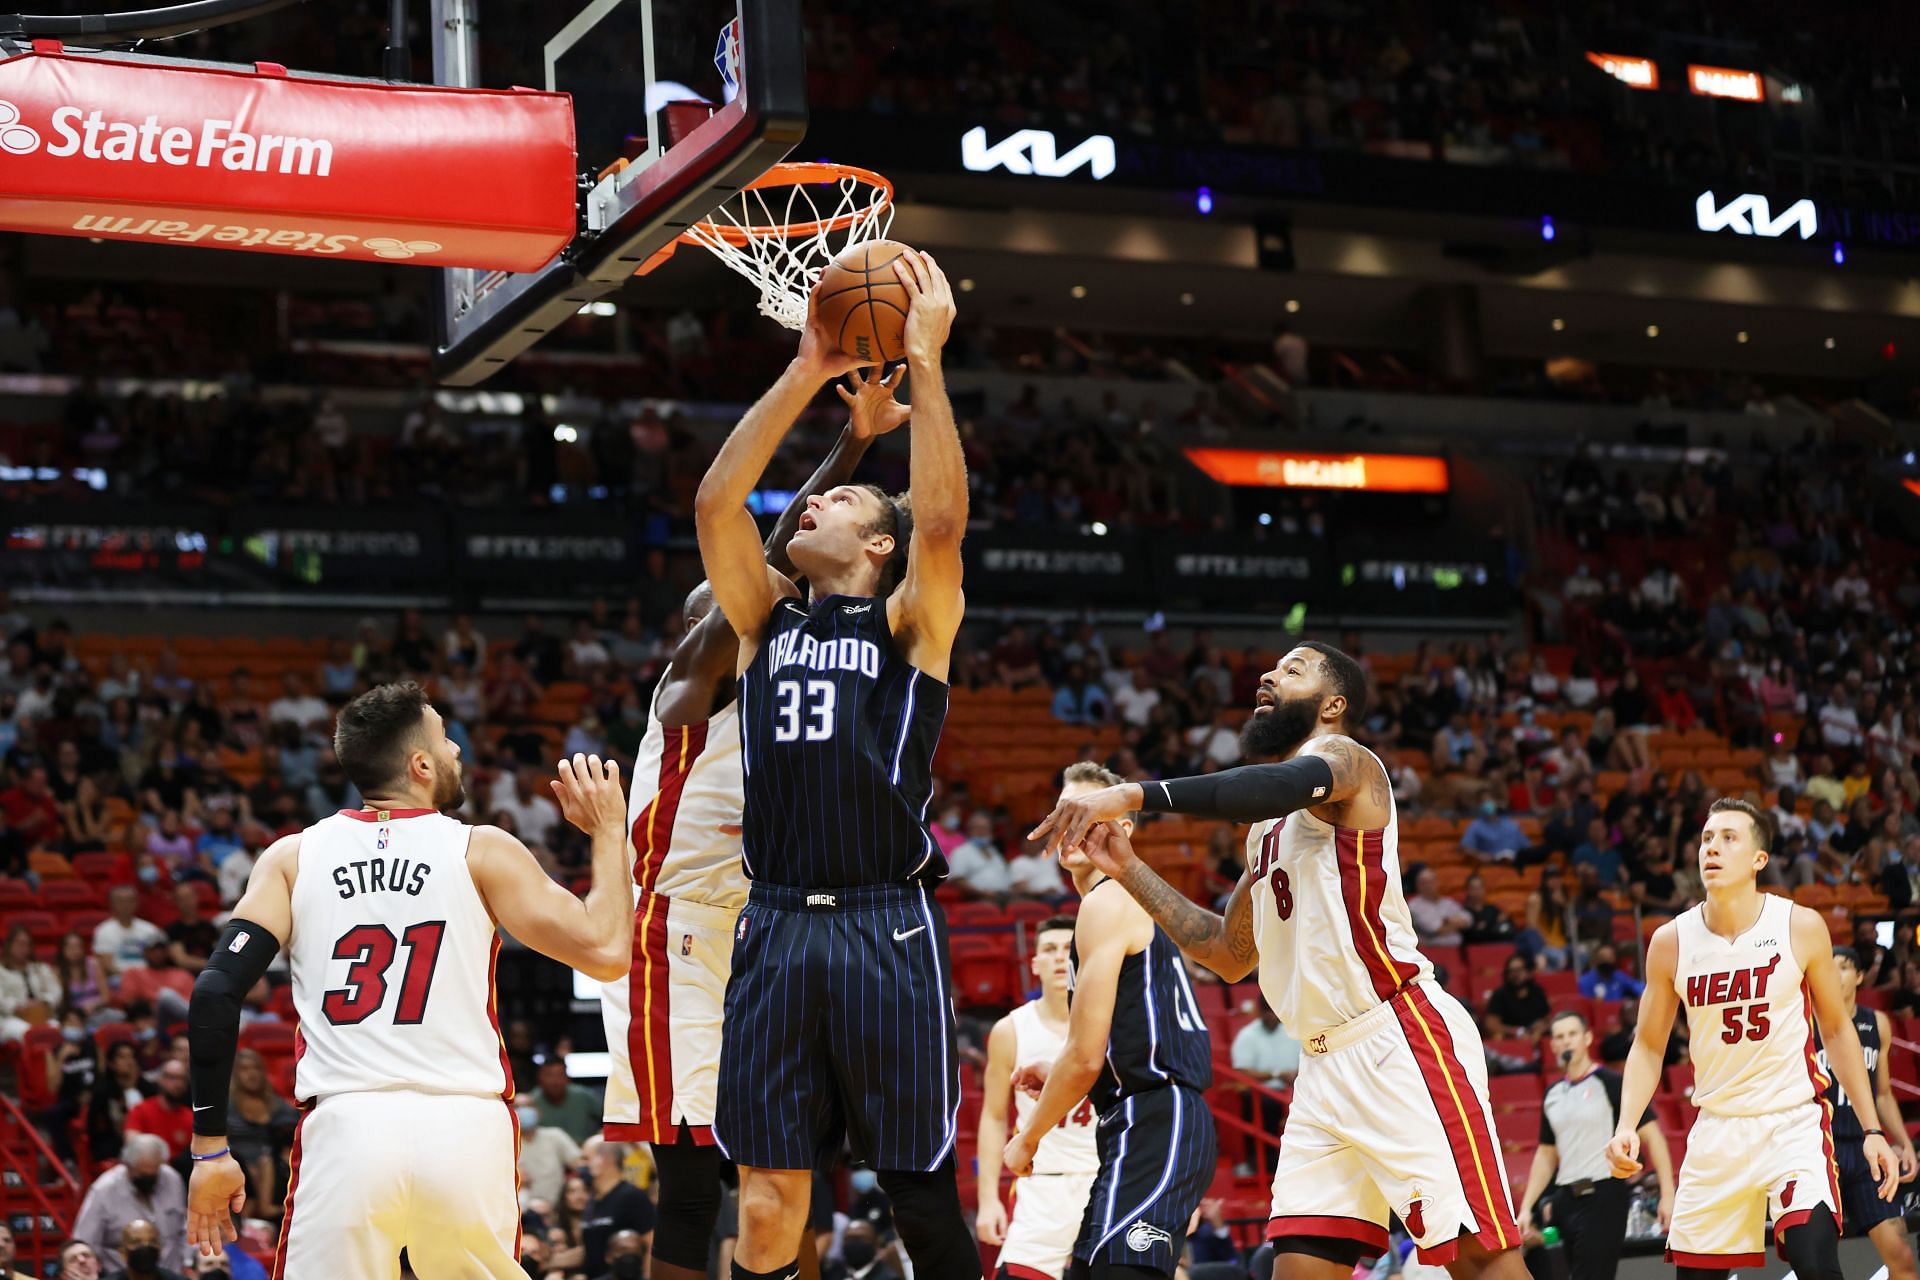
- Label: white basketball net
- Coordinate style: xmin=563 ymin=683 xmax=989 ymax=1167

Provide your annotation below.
xmin=681 ymin=166 xmax=895 ymax=330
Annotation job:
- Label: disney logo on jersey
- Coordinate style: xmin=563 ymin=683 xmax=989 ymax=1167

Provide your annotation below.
xmin=1125 ymin=1221 xmax=1172 ymax=1253
xmin=764 ymin=628 xmax=881 ymax=678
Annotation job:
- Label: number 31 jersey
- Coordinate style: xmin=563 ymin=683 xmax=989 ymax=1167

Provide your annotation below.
xmin=1671 ymin=893 xmax=1820 ymax=1117
xmin=289 ymin=808 xmax=509 ymax=1104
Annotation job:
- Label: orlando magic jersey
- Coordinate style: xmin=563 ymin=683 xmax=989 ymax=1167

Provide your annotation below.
xmin=1073 ymin=910 xmax=1213 ymax=1113
xmin=1820 ymin=1005 xmax=1880 ymax=1142
xmin=738 ymin=594 xmax=949 ymax=888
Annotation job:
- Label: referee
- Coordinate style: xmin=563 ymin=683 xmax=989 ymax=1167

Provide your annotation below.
xmin=1518 ymin=1011 xmax=1676 ymax=1280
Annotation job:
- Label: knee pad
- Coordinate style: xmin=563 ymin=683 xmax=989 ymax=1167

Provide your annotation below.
xmin=1780 ymin=1211 xmax=1843 ymax=1280
xmin=876 ymin=1165 xmax=980 ymax=1280
xmin=651 ymin=1133 xmax=726 ymax=1271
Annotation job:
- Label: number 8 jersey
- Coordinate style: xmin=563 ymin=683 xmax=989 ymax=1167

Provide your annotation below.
xmin=289 ymin=808 xmax=510 ymax=1103
xmin=738 ymin=594 xmax=949 ymax=888
xmin=1671 ymin=893 xmax=1821 ymax=1116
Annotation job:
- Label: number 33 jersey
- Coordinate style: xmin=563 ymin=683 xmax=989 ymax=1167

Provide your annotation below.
xmin=738 ymin=594 xmax=949 ymax=889
xmin=289 ymin=808 xmax=509 ymax=1103
xmin=1671 ymin=893 xmax=1821 ymax=1117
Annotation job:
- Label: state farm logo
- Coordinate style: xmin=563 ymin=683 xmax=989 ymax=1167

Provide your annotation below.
xmin=0 ymin=101 xmax=335 ymax=175
xmin=362 ymin=238 xmax=443 ymax=260
xmin=0 ymin=102 xmax=40 ymax=156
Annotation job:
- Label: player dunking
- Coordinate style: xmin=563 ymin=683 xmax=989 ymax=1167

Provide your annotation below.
xmin=183 ymin=684 xmax=633 ymax=1278
xmin=694 ymin=249 xmax=975 ymax=1280
xmin=1606 ymin=798 xmax=1896 ymax=1280
xmin=1822 ymin=946 xmax=1920 ymax=1280
xmin=599 ymin=372 xmax=910 ymax=1280
xmin=1031 ymin=642 xmax=1526 ymax=1280
xmin=976 ymin=913 xmax=1099 ymax=1280
xmin=1005 ymin=764 xmax=1217 ymax=1280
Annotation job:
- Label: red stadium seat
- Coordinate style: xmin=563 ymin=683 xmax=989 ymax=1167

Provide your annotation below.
xmin=70 ymin=852 xmax=134 ymax=885
xmin=94 ymin=1022 xmax=135 ymax=1054
xmin=240 ymin=1021 xmax=297 ymax=1054
xmin=1536 ymin=970 xmax=1579 ymax=1000
xmin=946 ymin=902 xmax=1008 ymax=931
xmin=39 ymin=880 xmax=104 ymax=911
xmin=949 ymin=937 xmax=1017 ymax=1008
xmin=16 ymin=1025 xmax=63 ymax=1109
xmin=0 ymin=879 xmax=38 ymax=911
xmin=1487 ymin=1073 xmax=1544 ymax=1110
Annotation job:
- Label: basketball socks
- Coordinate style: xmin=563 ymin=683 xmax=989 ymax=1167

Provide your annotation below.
xmin=876 ymin=1165 xmax=982 ymax=1280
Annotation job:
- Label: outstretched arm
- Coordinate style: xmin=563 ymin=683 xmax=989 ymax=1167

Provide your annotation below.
xmin=885 ymin=250 xmax=967 ymax=680
xmin=695 ymin=327 xmax=865 ymax=659
xmin=1082 ymin=823 xmax=1259 ymax=982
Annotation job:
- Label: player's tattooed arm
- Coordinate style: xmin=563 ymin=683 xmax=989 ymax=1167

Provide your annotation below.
xmin=1297 ymin=733 xmax=1391 ymax=822
xmin=1103 ymin=851 xmax=1259 ymax=982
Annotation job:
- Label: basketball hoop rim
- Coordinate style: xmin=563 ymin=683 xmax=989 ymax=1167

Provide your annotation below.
xmin=679 ymin=160 xmax=893 ymax=246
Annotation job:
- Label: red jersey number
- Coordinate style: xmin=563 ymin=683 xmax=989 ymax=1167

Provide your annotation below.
xmin=1059 ymin=1098 xmax=1095 ymax=1129
xmin=1720 ymin=1002 xmax=1770 ymax=1044
xmin=321 ymin=921 xmax=447 ymax=1026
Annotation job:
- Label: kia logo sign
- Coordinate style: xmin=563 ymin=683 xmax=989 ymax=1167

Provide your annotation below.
xmin=1695 ymin=190 xmax=1817 ymax=239
xmin=961 ymin=126 xmax=1115 ymax=180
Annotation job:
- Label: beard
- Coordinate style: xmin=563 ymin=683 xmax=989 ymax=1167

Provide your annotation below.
xmin=433 ymin=764 xmax=467 ymax=811
xmin=1240 ymin=696 xmax=1321 ymax=759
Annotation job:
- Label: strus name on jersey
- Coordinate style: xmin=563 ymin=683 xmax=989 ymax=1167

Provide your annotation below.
xmin=766 ymin=629 xmax=882 ymax=678
xmin=331 ymin=858 xmax=432 ymax=899
xmin=1684 ymin=952 xmax=1781 ymax=1007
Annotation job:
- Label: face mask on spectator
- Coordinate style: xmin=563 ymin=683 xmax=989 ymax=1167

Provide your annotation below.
xmin=130 ymin=1173 xmax=158 ymax=1196
xmin=850 ymin=1169 xmax=878 ymax=1194
xmin=611 ymin=1257 xmax=644 ymax=1280
xmin=842 ymin=1241 xmax=877 ymax=1270
xmin=126 ymin=1246 xmax=159 ymax=1273
xmin=62 ymin=1026 xmax=85 ymax=1044
xmin=516 ymin=1107 xmax=539 ymax=1130
xmin=1480 ymin=799 xmax=1497 ymax=816
xmin=137 ymin=865 xmax=159 ymax=884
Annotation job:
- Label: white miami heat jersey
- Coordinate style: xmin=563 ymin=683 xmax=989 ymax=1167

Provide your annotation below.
xmin=1672 ymin=893 xmax=1822 ymax=1117
xmin=626 ymin=684 xmax=746 ymax=909
xmin=289 ymin=808 xmax=508 ymax=1103
xmin=1244 ymin=747 xmax=1431 ymax=1040
xmin=1009 ymin=1000 xmax=1100 ymax=1175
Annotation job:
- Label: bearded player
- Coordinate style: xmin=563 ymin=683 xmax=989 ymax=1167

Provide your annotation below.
xmin=976 ymin=913 xmax=1099 ymax=1280
xmin=1030 ymin=642 xmax=1525 ymax=1280
xmin=185 ymin=686 xmax=632 ymax=1278
xmin=601 ymin=369 xmax=910 ymax=1280
xmin=1605 ymin=799 xmax=1896 ymax=1280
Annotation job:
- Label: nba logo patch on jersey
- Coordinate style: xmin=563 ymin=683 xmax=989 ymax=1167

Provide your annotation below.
xmin=681 ymin=933 xmax=693 ymax=957
xmin=736 ymin=915 xmax=749 ymax=941
xmin=376 ymin=826 xmax=389 ymax=850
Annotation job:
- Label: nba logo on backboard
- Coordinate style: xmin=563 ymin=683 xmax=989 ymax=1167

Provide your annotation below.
xmin=376 ymin=826 xmax=389 ymax=850
xmin=714 ymin=19 xmax=743 ymax=103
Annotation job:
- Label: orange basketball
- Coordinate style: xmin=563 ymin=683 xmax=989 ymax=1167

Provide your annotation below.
xmin=810 ymin=239 xmax=912 ymax=364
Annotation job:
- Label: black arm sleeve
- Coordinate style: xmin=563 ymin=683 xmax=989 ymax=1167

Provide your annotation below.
xmin=187 ymin=919 xmax=283 ymax=1137
xmin=1137 ymin=756 xmax=1337 ymax=824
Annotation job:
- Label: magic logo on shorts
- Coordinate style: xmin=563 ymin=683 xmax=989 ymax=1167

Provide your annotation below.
xmin=1125 ymin=1221 xmax=1171 ymax=1253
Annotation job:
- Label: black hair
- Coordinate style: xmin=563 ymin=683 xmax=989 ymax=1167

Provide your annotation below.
xmin=1298 ymin=640 xmax=1369 ymax=726
xmin=334 ymin=681 xmax=432 ymax=797
xmin=856 ymin=483 xmax=914 ymax=598
xmin=1036 ymin=915 xmax=1077 ymax=940
xmin=1833 ymin=945 xmax=1863 ymax=970
xmin=1708 ymin=796 xmax=1773 ymax=854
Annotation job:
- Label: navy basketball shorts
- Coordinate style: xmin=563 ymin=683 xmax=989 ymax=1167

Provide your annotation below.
xmin=1836 ymin=1138 xmax=1903 ymax=1236
xmin=714 ymin=881 xmax=961 ymax=1172
xmin=1072 ymin=1085 xmax=1217 ymax=1277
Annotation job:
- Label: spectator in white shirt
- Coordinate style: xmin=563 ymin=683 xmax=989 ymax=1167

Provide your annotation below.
xmin=1185 ymin=711 xmax=1243 ymax=769
xmin=1638 ymin=562 xmax=1684 ymax=611
xmin=1764 ymin=741 xmax=1806 ymax=791
xmin=1006 ymin=844 xmax=1068 ymax=898
xmin=1834 ymin=561 xmax=1872 ymax=611
xmin=566 ymin=619 xmax=611 ymax=677
xmin=266 ymin=673 xmax=330 ymax=730
xmin=1818 ymin=685 xmax=1863 ymax=752
xmin=1231 ymin=1000 xmax=1302 ymax=1088
xmin=1111 ymin=669 xmax=1161 ymax=729
xmin=1869 ymin=707 xmax=1906 ymax=771
xmin=1407 ymin=867 xmax=1474 ymax=949
xmin=1561 ymin=658 xmax=1600 ymax=710
xmin=92 ymin=886 xmax=166 ymax=977
xmin=947 ymin=813 xmax=1013 ymax=898
xmin=1525 ymin=654 xmax=1560 ymax=705
xmin=1562 ymin=563 xmax=1603 ymax=603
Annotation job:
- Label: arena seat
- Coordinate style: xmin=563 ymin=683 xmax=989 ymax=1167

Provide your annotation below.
xmin=69 ymin=852 xmax=133 ymax=885
xmin=1487 ymin=1074 xmax=1543 ymax=1110
xmin=38 ymin=881 xmax=103 ymax=912
xmin=0 ymin=879 xmax=38 ymax=911
xmin=1536 ymin=970 xmax=1578 ymax=1001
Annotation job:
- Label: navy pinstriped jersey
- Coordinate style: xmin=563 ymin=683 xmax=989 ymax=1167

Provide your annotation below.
xmin=738 ymin=594 xmax=950 ymax=888
xmin=1073 ymin=911 xmax=1213 ymax=1112
xmin=1818 ymin=1005 xmax=1879 ymax=1141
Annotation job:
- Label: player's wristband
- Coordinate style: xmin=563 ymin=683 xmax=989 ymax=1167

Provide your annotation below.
xmin=1865 ymin=1128 xmax=1887 ymax=1137
xmin=190 ymin=1147 xmax=231 ymax=1162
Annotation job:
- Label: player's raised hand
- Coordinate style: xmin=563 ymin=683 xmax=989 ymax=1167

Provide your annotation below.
xmin=797 ymin=297 xmax=870 ymax=380
xmin=551 ymin=754 xmax=625 ymax=838
xmin=975 ymin=1194 xmax=1009 ymax=1245
xmin=893 ymin=248 xmax=956 ymax=364
xmin=1080 ymin=821 xmax=1139 ymax=880
xmin=1028 ymin=783 xmax=1137 ymax=857
xmin=837 ymin=364 xmax=911 ymax=440
xmin=1865 ymin=1131 xmax=1900 ymax=1200
xmin=186 ymin=1153 xmax=245 ymax=1258
xmin=1604 ymin=1129 xmax=1642 ymax=1179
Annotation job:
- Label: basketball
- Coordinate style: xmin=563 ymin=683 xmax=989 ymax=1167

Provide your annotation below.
xmin=810 ymin=239 xmax=913 ymax=364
